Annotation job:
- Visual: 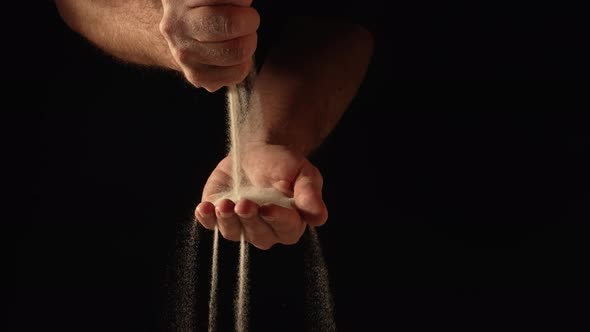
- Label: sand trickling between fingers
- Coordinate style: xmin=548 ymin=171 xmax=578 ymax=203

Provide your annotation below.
xmin=305 ymin=226 xmax=336 ymax=331
xmin=235 ymin=232 xmax=249 ymax=332
xmin=207 ymin=226 xmax=219 ymax=332
xmin=173 ymin=219 xmax=199 ymax=330
xmin=179 ymin=69 xmax=335 ymax=331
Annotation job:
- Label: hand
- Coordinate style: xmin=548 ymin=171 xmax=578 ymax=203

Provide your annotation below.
xmin=160 ymin=0 xmax=259 ymax=92
xmin=195 ymin=143 xmax=328 ymax=250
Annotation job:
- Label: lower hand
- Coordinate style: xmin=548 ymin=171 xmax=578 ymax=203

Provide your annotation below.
xmin=195 ymin=143 xmax=328 ymax=250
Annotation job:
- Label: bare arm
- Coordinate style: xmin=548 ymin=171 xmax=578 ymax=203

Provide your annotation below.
xmin=54 ymin=0 xmax=179 ymax=70
xmin=55 ymin=0 xmax=257 ymax=91
xmin=196 ymin=19 xmax=373 ymax=247
xmin=55 ymin=0 xmax=374 ymax=247
xmin=245 ymin=17 xmax=374 ymax=155
xmin=55 ymin=0 xmax=373 ymax=164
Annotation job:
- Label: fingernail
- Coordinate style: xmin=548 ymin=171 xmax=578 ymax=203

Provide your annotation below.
xmin=215 ymin=207 xmax=229 ymax=219
xmin=197 ymin=207 xmax=209 ymax=218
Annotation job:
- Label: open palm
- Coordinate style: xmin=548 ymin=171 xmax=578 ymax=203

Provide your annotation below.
xmin=195 ymin=143 xmax=328 ymax=249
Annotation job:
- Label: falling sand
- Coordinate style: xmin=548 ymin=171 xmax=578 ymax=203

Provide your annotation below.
xmin=207 ymin=226 xmax=219 ymax=332
xmin=173 ymin=219 xmax=198 ymax=331
xmin=235 ymin=232 xmax=249 ymax=332
xmin=178 ymin=68 xmax=335 ymax=331
xmin=305 ymin=226 xmax=336 ymax=331
xmin=227 ymin=79 xmax=251 ymax=332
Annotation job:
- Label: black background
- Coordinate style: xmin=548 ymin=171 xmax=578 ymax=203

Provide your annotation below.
xmin=15 ymin=1 xmax=590 ymax=331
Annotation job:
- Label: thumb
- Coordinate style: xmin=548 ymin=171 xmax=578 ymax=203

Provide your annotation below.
xmin=293 ymin=161 xmax=328 ymax=226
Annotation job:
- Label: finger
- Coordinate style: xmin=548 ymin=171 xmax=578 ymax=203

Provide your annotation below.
xmin=259 ymin=204 xmax=306 ymax=245
xmin=195 ymin=201 xmax=217 ymax=230
xmin=215 ymin=199 xmax=241 ymax=241
xmin=293 ymin=162 xmax=328 ymax=226
xmin=186 ymin=6 xmax=260 ymax=42
xmin=235 ymin=199 xmax=278 ymax=250
xmin=182 ymin=60 xmax=251 ymax=91
xmin=174 ymin=33 xmax=256 ymax=67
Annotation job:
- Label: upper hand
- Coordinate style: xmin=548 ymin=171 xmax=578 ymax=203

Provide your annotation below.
xmin=160 ymin=0 xmax=259 ymax=92
xmin=195 ymin=143 xmax=328 ymax=250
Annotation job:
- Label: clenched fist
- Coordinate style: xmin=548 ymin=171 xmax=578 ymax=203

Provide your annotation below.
xmin=160 ymin=0 xmax=259 ymax=92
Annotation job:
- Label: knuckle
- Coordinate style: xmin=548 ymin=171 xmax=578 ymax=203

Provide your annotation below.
xmin=200 ymin=46 xmax=221 ymax=62
xmin=184 ymin=69 xmax=211 ymax=88
xmin=202 ymin=14 xmax=228 ymax=38
xmin=184 ymin=69 xmax=202 ymax=87
xmin=223 ymin=15 xmax=233 ymax=38
xmin=206 ymin=44 xmax=244 ymax=65
xmin=193 ymin=10 xmax=244 ymax=41
xmin=197 ymin=37 xmax=255 ymax=66
xmin=159 ymin=18 xmax=175 ymax=37
xmin=222 ymin=45 xmax=241 ymax=61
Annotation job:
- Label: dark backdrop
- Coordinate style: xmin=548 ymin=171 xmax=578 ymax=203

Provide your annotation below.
xmin=16 ymin=1 xmax=589 ymax=331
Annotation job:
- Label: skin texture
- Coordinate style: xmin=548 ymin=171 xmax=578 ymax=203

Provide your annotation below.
xmin=54 ymin=0 xmax=374 ymax=249
xmin=196 ymin=19 xmax=374 ymax=249
xmin=160 ymin=0 xmax=259 ymax=91
xmin=196 ymin=143 xmax=326 ymax=250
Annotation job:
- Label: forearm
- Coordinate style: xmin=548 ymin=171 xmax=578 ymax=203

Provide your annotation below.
xmin=244 ymin=17 xmax=374 ymax=156
xmin=54 ymin=0 xmax=178 ymax=70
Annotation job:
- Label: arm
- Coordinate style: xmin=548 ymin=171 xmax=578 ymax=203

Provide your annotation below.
xmin=246 ymin=17 xmax=374 ymax=156
xmin=55 ymin=0 xmax=258 ymax=91
xmin=54 ymin=0 xmax=179 ymax=70
xmin=197 ymin=18 xmax=374 ymax=249
xmin=55 ymin=0 xmax=374 ymax=248
xmin=55 ymin=1 xmax=372 ymax=149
